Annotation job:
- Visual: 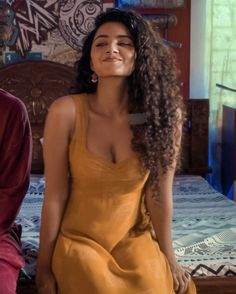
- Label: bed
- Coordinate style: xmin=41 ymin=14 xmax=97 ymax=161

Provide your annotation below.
xmin=0 ymin=60 xmax=235 ymax=294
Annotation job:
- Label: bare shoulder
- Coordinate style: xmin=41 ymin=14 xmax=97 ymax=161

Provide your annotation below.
xmin=49 ymin=95 xmax=75 ymax=115
xmin=46 ymin=95 xmax=76 ymax=135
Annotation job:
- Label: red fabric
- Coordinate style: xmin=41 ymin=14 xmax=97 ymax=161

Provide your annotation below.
xmin=0 ymin=233 xmax=23 ymax=294
xmin=0 ymin=89 xmax=32 ymax=292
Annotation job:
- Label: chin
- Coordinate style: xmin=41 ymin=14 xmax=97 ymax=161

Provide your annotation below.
xmin=100 ymin=71 xmax=132 ymax=78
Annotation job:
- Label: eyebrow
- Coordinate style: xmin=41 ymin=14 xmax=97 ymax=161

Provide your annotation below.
xmin=94 ymin=34 xmax=132 ymax=41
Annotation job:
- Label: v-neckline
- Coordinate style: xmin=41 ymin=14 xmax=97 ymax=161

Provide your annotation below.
xmin=82 ymin=95 xmax=138 ymax=167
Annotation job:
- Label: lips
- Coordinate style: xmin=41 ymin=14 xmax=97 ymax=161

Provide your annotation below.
xmin=103 ymin=57 xmax=122 ymax=62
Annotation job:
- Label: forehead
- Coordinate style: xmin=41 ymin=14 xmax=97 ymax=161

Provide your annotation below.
xmin=94 ymin=22 xmax=131 ymax=38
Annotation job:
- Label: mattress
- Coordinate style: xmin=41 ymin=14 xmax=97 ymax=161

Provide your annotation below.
xmin=173 ymin=176 xmax=236 ymax=277
xmin=16 ymin=175 xmax=236 ymax=280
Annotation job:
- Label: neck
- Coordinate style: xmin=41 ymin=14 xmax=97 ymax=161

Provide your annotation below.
xmin=90 ymin=77 xmax=129 ymax=118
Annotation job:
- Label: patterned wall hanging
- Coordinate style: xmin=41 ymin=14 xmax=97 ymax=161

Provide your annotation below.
xmin=2 ymin=0 xmax=113 ymax=65
xmin=5 ymin=0 xmax=58 ymax=57
xmin=58 ymin=0 xmax=103 ymax=51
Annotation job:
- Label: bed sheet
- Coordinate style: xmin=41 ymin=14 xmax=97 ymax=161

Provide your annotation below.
xmin=16 ymin=175 xmax=44 ymax=279
xmin=16 ymin=175 xmax=236 ymax=279
xmin=173 ymin=175 xmax=236 ymax=277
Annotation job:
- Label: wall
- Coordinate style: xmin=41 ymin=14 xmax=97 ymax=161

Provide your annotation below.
xmin=0 ymin=1 xmax=114 ymax=67
xmin=190 ymin=0 xmax=208 ymax=99
xmin=164 ymin=0 xmax=191 ymax=99
xmin=126 ymin=0 xmax=191 ymax=99
xmin=1 ymin=0 xmax=191 ymax=99
xmin=190 ymin=0 xmax=236 ymax=192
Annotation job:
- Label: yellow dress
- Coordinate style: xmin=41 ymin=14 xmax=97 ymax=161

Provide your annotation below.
xmin=52 ymin=94 xmax=196 ymax=294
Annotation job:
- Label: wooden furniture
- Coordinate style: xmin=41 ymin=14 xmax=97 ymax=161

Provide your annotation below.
xmin=193 ymin=276 xmax=236 ymax=294
xmin=222 ymin=105 xmax=236 ymax=201
xmin=179 ymin=98 xmax=210 ymax=177
xmin=0 ymin=60 xmax=76 ymax=174
xmin=0 ymin=60 xmax=233 ymax=294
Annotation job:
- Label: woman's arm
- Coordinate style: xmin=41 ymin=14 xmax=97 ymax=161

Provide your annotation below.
xmin=145 ymin=118 xmax=190 ymax=294
xmin=36 ymin=96 xmax=75 ymax=293
xmin=145 ymin=166 xmax=176 ymax=264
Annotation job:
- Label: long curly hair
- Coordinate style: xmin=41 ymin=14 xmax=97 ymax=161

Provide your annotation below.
xmin=73 ymin=9 xmax=184 ymax=189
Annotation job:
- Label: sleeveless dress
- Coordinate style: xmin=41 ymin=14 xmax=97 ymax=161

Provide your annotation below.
xmin=52 ymin=94 xmax=196 ymax=294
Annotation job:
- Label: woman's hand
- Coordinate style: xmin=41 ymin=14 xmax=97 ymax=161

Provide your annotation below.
xmin=36 ymin=269 xmax=57 ymax=294
xmin=169 ymin=261 xmax=191 ymax=294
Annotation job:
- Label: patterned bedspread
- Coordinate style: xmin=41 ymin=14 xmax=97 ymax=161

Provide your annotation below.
xmin=173 ymin=176 xmax=236 ymax=277
xmin=16 ymin=175 xmax=44 ymax=279
xmin=16 ymin=175 xmax=236 ymax=279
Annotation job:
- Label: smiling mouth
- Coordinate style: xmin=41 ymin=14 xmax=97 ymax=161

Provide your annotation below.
xmin=103 ymin=58 xmax=122 ymax=62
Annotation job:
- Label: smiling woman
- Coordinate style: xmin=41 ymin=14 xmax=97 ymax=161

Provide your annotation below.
xmin=90 ymin=22 xmax=136 ymax=79
xmin=36 ymin=9 xmax=196 ymax=294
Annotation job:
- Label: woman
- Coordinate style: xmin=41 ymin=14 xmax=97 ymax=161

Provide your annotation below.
xmin=36 ymin=9 xmax=196 ymax=294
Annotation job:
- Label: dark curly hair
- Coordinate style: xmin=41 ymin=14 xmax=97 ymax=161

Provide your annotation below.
xmin=73 ymin=8 xmax=184 ymax=190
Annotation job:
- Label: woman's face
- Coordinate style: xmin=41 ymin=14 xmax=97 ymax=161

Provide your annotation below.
xmin=90 ymin=22 xmax=136 ymax=80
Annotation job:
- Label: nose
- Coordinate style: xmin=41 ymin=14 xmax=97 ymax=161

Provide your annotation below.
xmin=106 ymin=42 xmax=119 ymax=54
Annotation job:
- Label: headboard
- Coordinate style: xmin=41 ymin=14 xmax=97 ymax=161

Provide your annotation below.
xmin=180 ymin=99 xmax=210 ymax=176
xmin=0 ymin=60 xmax=75 ymax=173
xmin=0 ymin=60 xmax=210 ymax=176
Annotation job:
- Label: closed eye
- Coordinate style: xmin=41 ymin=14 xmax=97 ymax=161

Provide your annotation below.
xmin=95 ymin=42 xmax=107 ymax=47
xmin=118 ymin=42 xmax=133 ymax=46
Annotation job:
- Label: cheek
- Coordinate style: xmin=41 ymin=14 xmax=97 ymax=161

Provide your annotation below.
xmin=129 ymin=50 xmax=136 ymax=63
xmin=90 ymin=47 xmax=98 ymax=70
xmin=90 ymin=55 xmax=98 ymax=71
xmin=128 ymin=52 xmax=136 ymax=69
